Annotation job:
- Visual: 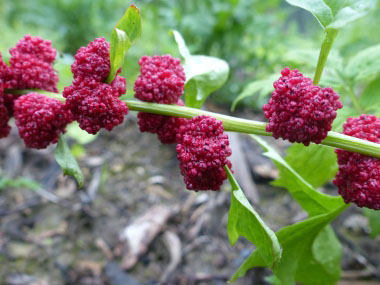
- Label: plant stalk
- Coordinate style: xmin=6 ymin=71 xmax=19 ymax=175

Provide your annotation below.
xmin=313 ymin=29 xmax=339 ymax=85
xmin=5 ymin=89 xmax=380 ymax=159
xmin=124 ymin=100 xmax=380 ymax=159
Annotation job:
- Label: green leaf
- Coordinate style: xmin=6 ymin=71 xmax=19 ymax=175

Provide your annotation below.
xmin=54 ymin=134 xmax=84 ymax=188
xmin=250 ymin=135 xmax=344 ymax=216
xmin=346 ymin=44 xmax=380 ymax=81
xmin=286 ymin=0 xmax=377 ymax=30
xmin=0 ymin=176 xmax=41 ymax=190
xmin=226 ymin=167 xmax=281 ymax=268
xmin=66 ymin=122 xmax=98 ymax=145
xmin=359 ymin=77 xmax=380 ymax=115
xmin=171 ymin=30 xmax=191 ymax=60
xmin=231 ymin=74 xmax=278 ymax=111
xmin=285 ymin=0 xmax=333 ymax=28
xmin=231 ymin=205 xmax=348 ymax=283
xmin=283 ymin=144 xmax=337 ymax=189
xmin=107 ymin=4 xmax=142 ymax=83
xmin=172 ymin=30 xmax=229 ymax=109
xmin=363 ymin=208 xmax=380 ymax=239
xmin=325 ymin=0 xmax=378 ymax=30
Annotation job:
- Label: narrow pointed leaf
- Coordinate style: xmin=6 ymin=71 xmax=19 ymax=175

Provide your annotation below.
xmin=107 ymin=4 xmax=142 ymax=83
xmin=226 ymin=167 xmax=281 ymax=268
xmin=250 ymin=135 xmax=344 ymax=216
xmin=231 ymin=205 xmax=347 ymax=283
xmin=54 ymin=134 xmax=84 ymax=187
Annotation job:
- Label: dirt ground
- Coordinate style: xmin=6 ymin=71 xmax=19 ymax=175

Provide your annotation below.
xmin=0 ymin=110 xmax=379 ymax=285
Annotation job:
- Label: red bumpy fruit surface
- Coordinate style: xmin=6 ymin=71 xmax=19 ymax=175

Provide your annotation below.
xmin=4 ymin=35 xmax=58 ymax=93
xmin=0 ymin=54 xmax=11 ymax=138
xmin=176 ymin=116 xmax=232 ymax=191
xmin=263 ymin=67 xmax=343 ymax=146
xmin=137 ymin=99 xmax=187 ymax=144
xmin=71 ymin=38 xmax=110 ymax=82
xmin=14 ymin=93 xmax=72 ymax=149
xmin=10 ymin=34 xmax=56 ymax=64
xmin=333 ymin=115 xmax=380 ymax=210
xmin=134 ymin=55 xmax=185 ymax=104
xmin=63 ymin=78 xmax=128 ymax=135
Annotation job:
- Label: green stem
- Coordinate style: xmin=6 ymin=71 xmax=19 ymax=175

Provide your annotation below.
xmin=124 ymin=100 xmax=380 ymax=159
xmin=4 ymin=89 xmax=380 ymax=159
xmin=313 ymin=29 xmax=339 ymax=85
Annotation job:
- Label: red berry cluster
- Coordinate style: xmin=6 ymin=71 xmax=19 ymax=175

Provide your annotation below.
xmin=135 ymin=55 xmax=187 ymax=144
xmin=0 ymin=36 xmax=67 ymax=147
xmin=14 ymin=93 xmax=73 ymax=149
xmin=134 ymin=55 xmax=185 ymax=104
xmin=176 ymin=116 xmax=232 ymax=191
xmin=334 ymin=115 xmax=380 ymax=210
xmin=63 ymin=38 xmax=128 ymax=134
xmin=134 ymin=55 xmax=232 ymax=190
xmin=71 ymin=38 xmax=110 ymax=82
xmin=4 ymin=35 xmax=58 ymax=93
xmin=263 ymin=67 xmax=343 ymax=146
xmin=63 ymin=78 xmax=127 ymax=134
xmin=0 ymin=54 xmax=11 ymax=138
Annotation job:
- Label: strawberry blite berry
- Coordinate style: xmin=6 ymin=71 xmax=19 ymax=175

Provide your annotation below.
xmin=176 ymin=116 xmax=232 ymax=191
xmin=71 ymin=38 xmax=110 ymax=82
xmin=63 ymin=78 xmax=128 ymax=135
xmin=14 ymin=93 xmax=72 ymax=149
xmin=134 ymin=55 xmax=185 ymax=104
xmin=263 ymin=67 xmax=342 ymax=146
xmin=334 ymin=115 xmax=380 ymax=210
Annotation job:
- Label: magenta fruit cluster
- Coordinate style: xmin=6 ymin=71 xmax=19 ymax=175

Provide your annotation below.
xmin=63 ymin=78 xmax=128 ymax=135
xmin=10 ymin=34 xmax=56 ymax=64
xmin=71 ymin=38 xmax=110 ymax=82
xmin=5 ymin=35 xmax=58 ymax=93
xmin=6 ymin=54 xmax=59 ymax=92
xmin=334 ymin=115 xmax=380 ymax=210
xmin=137 ymin=99 xmax=187 ymax=144
xmin=263 ymin=67 xmax=343 ymax=146
xmin=14 ymin=93 xmax=72 ymax=149
xmin=64 ymin=38 xmax=128 ymax=134
xmin=176 ymin=116 xmax=232 ymax=191
xmin=134 ymin=55 xmax=185 ymax=104
xmin=0 ymin=54 xmax=11 ymax=138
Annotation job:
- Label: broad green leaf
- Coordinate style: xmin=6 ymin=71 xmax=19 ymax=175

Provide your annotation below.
xmin=284 ymin=144 xmax=337 ymax=189
xmin=184 ymin=55 xmax=229 ymax=108
xmin=66 ymin=122 xmax=98 ymax=145
xmin=294 ymin=226 xmax=342 ymax=284
xmin=226 ymin=167 xmax=281 ymax=267
xmin=286 ymin=0 xmax=377 ymax=30
xmin=172 ymin=31 xmax=229 ymax=109
xmin=363 ymin=208 xmax=380 ymax=239
xmin=0 ymin=176 xmax=41 ymax=190
xmin=231 ymin=74 xmax=278 ymax=111
xmin=359 ymin=77 xmax=380 ymax=115
xmin=107 ymin=4 xmax=142 ymax=83
xmin=346 ymin=44 xmax=380 ymax=81
xmin=325 ymin=0 xmax=378 ymax=30
xmin=54 ymin=134 xmax=84 ymax=188
xmin=285 ymin=0 xmax=333 ymax=28
xmin=231 ymin=205 xmax=348 ymax=283
xmin=251 ymin=135 xmax=344 ymax=216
